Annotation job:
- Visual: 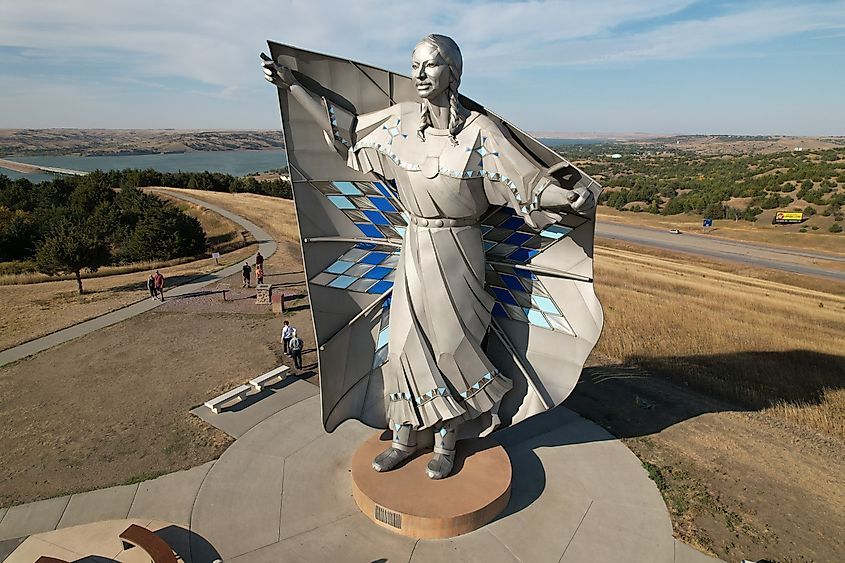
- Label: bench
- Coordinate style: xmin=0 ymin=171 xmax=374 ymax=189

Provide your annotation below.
xmin=204 ymin=384 xmax=252 ymax=414
xmin=215 ymin=283 xmax=231 ymax=301
xmin=120 ymin=524 xmax=178 ymax=563
xmin=249 ymin=365 xmax=290 ymax=391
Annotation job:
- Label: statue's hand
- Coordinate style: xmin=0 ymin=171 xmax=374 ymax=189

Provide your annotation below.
xmin=539 ymin=183 xmax=595 ymax=213
xmin=260 ymin=53 xmax=296 ymax=90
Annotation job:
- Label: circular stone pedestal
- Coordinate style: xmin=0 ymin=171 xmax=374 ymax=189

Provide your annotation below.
xmin=350 ymin=432 xmax=512 ymax=539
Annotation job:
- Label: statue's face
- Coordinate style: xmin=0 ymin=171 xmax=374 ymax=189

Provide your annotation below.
xmin=412 ymin=43 xmax=450 ymax=100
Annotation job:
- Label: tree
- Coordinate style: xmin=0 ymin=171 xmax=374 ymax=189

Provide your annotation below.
xmin=0 ymin=207 xmax=38 ymax=261
xmin=120 ymin=204 xmax=206 ymax=262
xmin=36 ymin=219 xmax=110 ymax=294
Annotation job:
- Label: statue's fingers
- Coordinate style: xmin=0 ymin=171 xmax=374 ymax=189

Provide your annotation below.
xmin=260 ymin=52 xmax=272 ymax=62
xmin=571 ymin=193 xmax=589 ymax=211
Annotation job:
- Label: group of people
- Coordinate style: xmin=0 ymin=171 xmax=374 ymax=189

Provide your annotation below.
xmin=242 ymin=251 xmax=265 ymax=288
xmin=146 ymin=271 xmax=165 ymax=301
xmin=281 ymin=320 xmax=304 ymax=370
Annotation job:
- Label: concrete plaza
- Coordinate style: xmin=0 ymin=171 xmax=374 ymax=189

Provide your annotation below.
xmin=1 ymin=377 xmax=720 ymax=562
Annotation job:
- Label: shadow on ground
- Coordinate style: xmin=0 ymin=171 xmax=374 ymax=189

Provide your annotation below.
xmin=569 ymin=350 xmax=844 ymax=439
xmin=448 ymin=349 xmax=845 ymax=518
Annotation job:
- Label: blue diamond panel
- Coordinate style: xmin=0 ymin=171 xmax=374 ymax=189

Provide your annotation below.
xmin=311 ymin=242 xmax=399 ymax=295
xmin=480 ymin=206 xmax=572 ymax=264
xmin=485 ymin=262 xmax=575 ymax=335
xmin=315 ymin=181 xmax=407 ymax=241
xmin=373 ymin=295 xmax=391 ymax=369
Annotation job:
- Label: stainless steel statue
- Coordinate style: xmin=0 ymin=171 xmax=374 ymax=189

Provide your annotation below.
xmin=262 ymin=35 xmax=603 ymax=479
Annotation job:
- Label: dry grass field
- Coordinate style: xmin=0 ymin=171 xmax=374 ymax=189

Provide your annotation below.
xmin=577 ymin=240 xmax=845 ymax=560
xmin=593 ymin=243 xmax=845 ymax=439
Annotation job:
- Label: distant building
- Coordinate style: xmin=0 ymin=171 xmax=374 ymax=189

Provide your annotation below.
xmin=793 ymin=147 xmax=804 ymax=152
xmin=610 ymin=154 xmax=622 ymax=159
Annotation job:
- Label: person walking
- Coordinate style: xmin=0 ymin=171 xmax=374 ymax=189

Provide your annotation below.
xmin=242 ymin=262 xmax=252 ymax=288
xmin=153 ymin=270 xmax=165 ymax=301
xmin=256 ymin=251 xmax=264 ymax=268
xmin=147 ymin=274 xmax=157 ymax=300
xmin=281 ymin=320 xmax=294 ymax=356
xmin=289 ymin=330 xmax=303 ymax=370
xmin=256 ymin=263 xmax=264 ymax=285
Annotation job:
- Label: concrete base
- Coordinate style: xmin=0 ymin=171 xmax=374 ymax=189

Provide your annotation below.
xmin=350 ymin=432 xmax=512 ymax=539
xmin=3 ymin=390 xmax=722 ymax=561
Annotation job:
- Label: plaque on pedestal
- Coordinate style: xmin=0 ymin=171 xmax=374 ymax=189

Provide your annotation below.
xmin=350 ymin=432 xmax=512 ymax=539
xmin=255 ymin=284 xmax=272 ymax=305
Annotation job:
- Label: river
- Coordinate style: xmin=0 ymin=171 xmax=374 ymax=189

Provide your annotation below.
xmin=0 ymin=149 xmax=289 ymax=183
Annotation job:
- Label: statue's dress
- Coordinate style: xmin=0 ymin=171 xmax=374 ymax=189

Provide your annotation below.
xmin=326 ymin=101 xmax=558 ymax=432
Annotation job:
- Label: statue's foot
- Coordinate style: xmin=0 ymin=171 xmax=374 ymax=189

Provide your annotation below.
xmin=425 ymin=450 xmax=455 ymax=480
xmin=372 ymin=446 xmax=414 ymax=472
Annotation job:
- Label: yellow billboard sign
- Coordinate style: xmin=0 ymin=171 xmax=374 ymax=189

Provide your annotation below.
xmin=773 ymin=211 xmax=804 ymax=224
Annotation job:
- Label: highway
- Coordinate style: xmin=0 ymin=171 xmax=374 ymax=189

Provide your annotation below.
xmin=595 ymin=222 xmax=845 ymax=283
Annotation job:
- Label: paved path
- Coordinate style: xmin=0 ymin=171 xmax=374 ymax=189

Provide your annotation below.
xmin=0 ymin=190 xmax=277 ymax=368
xmin=596 ymin=222 xmax=845 ymax=282
xmin=1 ymin=378 xmax=721 ymax=562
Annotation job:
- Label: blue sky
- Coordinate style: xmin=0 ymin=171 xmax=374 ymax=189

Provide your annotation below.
xmin=1 ymin=0 xmax=843 ymax=135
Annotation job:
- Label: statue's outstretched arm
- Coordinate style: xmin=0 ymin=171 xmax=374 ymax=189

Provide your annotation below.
xmin=261 ymin=53 xmax=332 ymax=135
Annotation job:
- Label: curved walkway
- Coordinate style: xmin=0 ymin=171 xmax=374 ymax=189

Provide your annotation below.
xmin=1 ymin=378 xmax=720 ymax=562
xmin=0 ymin=190 xmax=276 ymax=368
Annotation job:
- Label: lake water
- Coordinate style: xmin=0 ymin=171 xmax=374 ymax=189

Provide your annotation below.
xmin=0 ymin=149 xmax=289 ymax=183
xmin=1 ymin=139 xmax=609 ymax=183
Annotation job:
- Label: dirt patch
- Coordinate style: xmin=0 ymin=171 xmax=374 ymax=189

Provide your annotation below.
xmin=0 ymin=267 xmax=319 ymax=507
xmin=568 ymin=358 xmax=845 ymax=562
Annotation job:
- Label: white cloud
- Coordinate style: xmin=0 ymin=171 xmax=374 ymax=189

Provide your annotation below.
xmin=0 ymin=0 xmax=843 ymax=130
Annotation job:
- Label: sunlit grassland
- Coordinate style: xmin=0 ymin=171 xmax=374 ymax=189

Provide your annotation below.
xmin=593 ymin=244 xmax=845 ymax=439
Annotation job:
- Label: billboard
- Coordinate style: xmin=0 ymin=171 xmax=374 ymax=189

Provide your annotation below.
xmin=773 ymin=211 xmax=804 ymax=224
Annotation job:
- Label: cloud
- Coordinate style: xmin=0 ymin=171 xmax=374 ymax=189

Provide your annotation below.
xmin=0 ymin=0 xmax=843 ymax=130
xmin=563 ymin=3 xmax=845 ymax=65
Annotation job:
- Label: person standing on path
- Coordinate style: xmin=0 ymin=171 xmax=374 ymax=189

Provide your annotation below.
xmin=281 ymin=320 xmax=294 ymax=355
xmin=256 ymin=263 xmax=264 ymax=285
xmin=242 ymin=262 xmax=252 ymax=288
xmin=256 ymin=251 xmax=264 ymax=268
xmin=153 ymin=270 xmax=165 ymax=301
xmin=289 ymin=330 xmax=303 ymax=370
xmin=147 ymin=274 xmax=157 ymax=300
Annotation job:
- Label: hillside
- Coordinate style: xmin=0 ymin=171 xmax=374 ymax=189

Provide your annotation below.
xmin=555 ymin=140 xmax=845 ymax=234
xmin=0 ymin=128 xmax=286 ymax=156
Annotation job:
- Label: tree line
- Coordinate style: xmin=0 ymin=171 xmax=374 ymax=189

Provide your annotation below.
xmin=0 ymin=169 xmax=289 ymax=293
xmin=559 ymin=145 xmax=844 ymax=224
xmin=77 ymin=168 xmax=292 ymax=198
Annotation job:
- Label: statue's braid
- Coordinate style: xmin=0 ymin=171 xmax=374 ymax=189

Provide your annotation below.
xmin=418 ymin=103 xmax=431 ymax=141
xmin=448 ymin=82 xmax=462 ymax=146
